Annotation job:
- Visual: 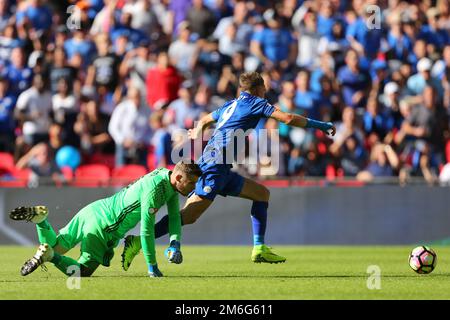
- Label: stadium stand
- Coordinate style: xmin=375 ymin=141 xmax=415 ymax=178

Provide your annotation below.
xmin=0 ymin=0 xmax=449 ymax=187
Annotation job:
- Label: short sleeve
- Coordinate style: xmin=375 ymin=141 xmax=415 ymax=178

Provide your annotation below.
xmin=253 ymin=99 xmax=275 ymax=118
xmin=212 ymin=100 xmax=234 ymax=122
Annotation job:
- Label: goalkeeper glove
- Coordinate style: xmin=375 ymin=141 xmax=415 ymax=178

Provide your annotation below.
xmin=165 ymin=240 xmax=183 ymax=264
xmin=148 ymin=264 xmax=163 ymax=277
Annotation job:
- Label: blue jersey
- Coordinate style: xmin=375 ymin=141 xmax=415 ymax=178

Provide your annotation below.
xmin=199 ymin=91 xmax=275 ymax=167
xmin=194 ymin=91 xmax=275 ymax=200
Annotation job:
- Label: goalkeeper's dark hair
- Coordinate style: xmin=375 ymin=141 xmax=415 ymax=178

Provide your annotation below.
xmin=173 ymin=161 xmax=202 ymax=178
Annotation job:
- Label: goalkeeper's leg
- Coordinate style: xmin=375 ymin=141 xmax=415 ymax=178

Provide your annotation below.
xmin=11 ymin=206 xmax=98 ymax=276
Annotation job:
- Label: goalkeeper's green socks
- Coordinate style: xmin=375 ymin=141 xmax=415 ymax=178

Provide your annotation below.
xmin=36 ymin=219 xmax=57 ymax=247
xmin=51 ymin=253 xmax=80 ymax=276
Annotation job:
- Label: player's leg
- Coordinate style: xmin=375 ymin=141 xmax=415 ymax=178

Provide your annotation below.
xmin=236 ymin=177 xmax=286 ymax=264
xmin=122 ymin=194 xmax=213 ymax=271
xmin=9 ymin=206 xmax=57 ymax=246
xmin=9 ymin=206 xmax=70 ymax=275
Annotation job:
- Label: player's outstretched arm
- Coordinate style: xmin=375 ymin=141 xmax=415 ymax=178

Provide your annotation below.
xmin=188 ymin=113 xmax=216 ymax=140
xmin=165 ymin=194 xmax=183 ymax=264
xmin=270 ymin=108 xmax=336 ymax=136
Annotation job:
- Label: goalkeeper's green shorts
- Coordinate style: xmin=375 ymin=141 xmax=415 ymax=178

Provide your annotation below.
xmin=57 ymin=202 xmax=119 ymax=267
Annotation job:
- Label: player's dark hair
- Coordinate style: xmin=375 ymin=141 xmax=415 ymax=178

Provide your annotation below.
xmin=174 ymin=162 xmax=202 ymax=178
xmin=239 ymin=71 xmax=265 ymax=95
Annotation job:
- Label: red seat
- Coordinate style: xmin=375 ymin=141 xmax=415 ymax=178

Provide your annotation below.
xmin=446 ymin=140 xmax=450 ymax=163
xmin=73 ymin=164 xmax=110 ymax=187
xmin=147 ymin=152 xmax=156 ymax=171
xmin=111 ymin=165 xmax=147 ymax=186
xmin=0 ymin=152 xmax=15 ymax=171
xmin=260 ymin=180 xmax=290 ymax=188
xmin=325 ymin=164 xmax=336 ymax=180
xmin=86 ymin=153 xmax=116 ymax=170
xmin=0 ymin=168 xmax=31 ymax=187
xmin=60 ymin=166 xmax=74 ymax=181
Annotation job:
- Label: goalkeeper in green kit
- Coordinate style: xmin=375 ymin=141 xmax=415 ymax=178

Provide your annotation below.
xmin=9 ymin=163 xmax=202 ymax=278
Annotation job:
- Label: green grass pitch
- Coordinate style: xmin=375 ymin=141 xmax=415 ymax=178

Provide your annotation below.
xmin=1 ymin=245 xmax=450 ymax=300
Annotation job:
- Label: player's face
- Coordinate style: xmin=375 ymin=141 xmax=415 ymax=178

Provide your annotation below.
xmin=176 ymin=174 xmax=199 ymax=196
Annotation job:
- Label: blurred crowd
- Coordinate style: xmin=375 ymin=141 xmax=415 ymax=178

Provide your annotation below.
xmin=0 ymin=0 xmax=449 ymax=185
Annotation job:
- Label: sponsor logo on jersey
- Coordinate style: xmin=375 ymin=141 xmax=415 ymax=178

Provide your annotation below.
xmin=203 ymin=186 xmax=212 ymax=194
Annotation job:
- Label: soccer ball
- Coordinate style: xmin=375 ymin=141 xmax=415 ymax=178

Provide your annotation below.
xmin=409 ymin=246 xmax=437 ymax=274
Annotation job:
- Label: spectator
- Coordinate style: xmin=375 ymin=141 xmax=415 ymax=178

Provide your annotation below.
xmin=346 ymin=4 xmax=382 ymax=59
xmin=330 ymin=106 xmax=365 ymax=155
xmin=0 ymin=76 xmax=15 ymax=152
xmin=356 ymin=143 xmax=399 ymax=182
xmin=337 ymin=49 xmax=371 ymax=109
xmin=52 ymin=78 xmax=79 ymax=145
xmin=164 ymin=80 xmax=204 ymax=130
xmin=64 ymin=29 xmax=96 ymax=68
xmin=407 ymin=57 xmax=444 ymax=98
xmin=146 ymin=50 xmax=182 ymax=109
xmin=196 ymin=38 xmax=229 ymax=88
xmin=0 ymin=24 xmax=21 ymax=65
xmin=187 ymin=0 xmax=217 ymax=39
xmin=86 ymin=33 xmax=121 ymax=93
xmin=362 ymin=96 xmax=394 ymax=142
xmin=74 ymin=98 xmax=113 ymax=155
xmin=108 ymin=87 xmax=151 ymax=167
xmin=14 ymin=73 xmax=52 ymax=155
xmin=251 ymin=10 xmax=297 ymax=71
xmin=120 ymin=42 xmax=153 ymax=99
xmin=15 ymin=0 xmax=52 ymax=33
xmin=168 ymin=21 xmax=198 ymax=76
xmin=217 ymin=51 xmax=245 ymax=99
xmin=149 ymin=110 xmax=173 ymax=167
xmin=167 ymin=0 xmax=193 ymax=36
xmin=336 ymin=133 xmax=368 ymax=177
xmin=419 ymin=7 xmax=450 ymax=51
xmin=16 ymin=143 xmax=63 ymax=183
xmin=123 ymin=0 xmax=160 ymax=39
xmin=213 ymin=0 xmax=253 ymax=53
xmin=292 ymin=2 xmax=322 ymax=68
xmin=294 ymin=70 xmax=320 ymax=119
xmin=0 ymin=0 xmax=10 ymax=32
xmin=110 ymin=11 xmax=149 ymax=49
xmin=2 ymin=46 xmax=33 ymax=98
xmin=49 ymin=47 xmax=78 ymax=94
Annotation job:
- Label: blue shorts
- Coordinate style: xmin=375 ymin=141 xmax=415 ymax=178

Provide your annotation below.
xmin=194 ymin=164 xmax=245 ymax=201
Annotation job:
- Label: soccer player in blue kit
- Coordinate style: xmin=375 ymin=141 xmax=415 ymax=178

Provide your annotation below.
xmin=122 ymin=71 xmax=336 ymax=270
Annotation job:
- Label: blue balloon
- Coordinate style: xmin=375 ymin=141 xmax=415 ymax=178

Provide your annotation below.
xmin=56 ymin=146 xmax=81 ymax=170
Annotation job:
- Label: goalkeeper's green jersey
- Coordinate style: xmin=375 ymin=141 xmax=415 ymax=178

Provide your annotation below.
xmin=93 ymin=167 xmax=181 ymax=265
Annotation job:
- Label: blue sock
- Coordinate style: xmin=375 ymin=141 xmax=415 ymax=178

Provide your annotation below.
xmin=155 ymin=214 xmax=185 ymax=239
xmin=251 ymin=201 xmax=268 ymax=246
xmin=154 ymin=215 xmax=169 ymax=238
